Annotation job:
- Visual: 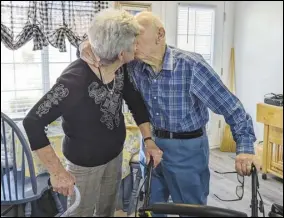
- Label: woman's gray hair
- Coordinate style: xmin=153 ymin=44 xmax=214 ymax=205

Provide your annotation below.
xmin=87 ymin=9 xmax=140 ymax=65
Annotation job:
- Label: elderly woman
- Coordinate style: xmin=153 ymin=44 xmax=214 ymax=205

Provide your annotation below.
xmin=23 ymin=9 xmax=156 ymax=217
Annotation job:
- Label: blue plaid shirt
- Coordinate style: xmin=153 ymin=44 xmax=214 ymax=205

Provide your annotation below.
xmin=127 ymin=46 xmax=256 ymax=154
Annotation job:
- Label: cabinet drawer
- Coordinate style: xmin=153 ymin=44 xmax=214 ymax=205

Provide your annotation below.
xmin=257 ymin=103 xmax=283 ymax=128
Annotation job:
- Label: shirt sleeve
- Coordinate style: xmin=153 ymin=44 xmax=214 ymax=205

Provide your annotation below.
xmin=122 ymin=65 xmax=150 ymax=126
xmin=191 ymin=56 xmax=256 ymax=155
xmin=23 ymin=68 xmax=84 ymax=151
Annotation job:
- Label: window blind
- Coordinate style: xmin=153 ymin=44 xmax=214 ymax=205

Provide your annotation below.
xmin=177 ymin=4 xmax=215 ymax=65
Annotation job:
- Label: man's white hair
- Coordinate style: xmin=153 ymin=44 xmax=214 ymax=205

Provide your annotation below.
xmin=87 ymin=9 xmax=140 ymax=65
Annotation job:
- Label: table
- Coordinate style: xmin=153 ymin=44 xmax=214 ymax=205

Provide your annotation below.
xmin=257 ymin=103 xmax=283 ymax=179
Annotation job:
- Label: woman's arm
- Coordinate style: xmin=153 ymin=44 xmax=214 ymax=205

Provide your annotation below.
xmin=122 ymin=66 xmax=163 ymax=167
xmin=23 ymin=68 xmax=83 ymax=196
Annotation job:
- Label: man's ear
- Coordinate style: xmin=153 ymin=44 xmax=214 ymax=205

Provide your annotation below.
xmin=157 ymin=27 xmax=165 ymax=44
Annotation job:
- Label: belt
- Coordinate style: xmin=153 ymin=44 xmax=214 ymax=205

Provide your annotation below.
xmin=154 ymin=128 xmax=203 ymax=139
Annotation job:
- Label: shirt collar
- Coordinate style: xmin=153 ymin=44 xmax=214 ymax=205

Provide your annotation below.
xmin=140 ymin=45 xmax=174 ymax=75
xmin=162 ymin=45 xmax=174 ymax=71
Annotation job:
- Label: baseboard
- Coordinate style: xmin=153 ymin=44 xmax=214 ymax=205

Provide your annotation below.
xmin=210 ymin=145 xmax=220 ymax=150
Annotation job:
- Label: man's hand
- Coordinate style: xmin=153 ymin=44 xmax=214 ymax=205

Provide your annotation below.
xmin=235 ymin=153 xmax=259 ymax=176
xmin=79 ymin=41 xmax=100 ymax=67
xmin=145 ymin=140 xmax=163 ymax=168
xmin=50 ymin=169 xmax=76 ymax=196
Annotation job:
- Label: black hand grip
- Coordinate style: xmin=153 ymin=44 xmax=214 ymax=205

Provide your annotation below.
xmin=148 ymin=156 xmax=154 ymax=170
xmin=144 ymin=156 xmax=154 ymax=207
xmin=140 ymin=203 xmax=248 ymax=217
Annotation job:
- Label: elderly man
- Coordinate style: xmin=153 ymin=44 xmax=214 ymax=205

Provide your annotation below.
xmin=23 ymin=9 xmax=162 ymax=217
xmin=80 ymin=11 xmax=257 ymax=216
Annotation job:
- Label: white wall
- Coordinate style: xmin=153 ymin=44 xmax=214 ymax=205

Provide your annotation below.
xmin=234 ymin=1 xmax=283 ymax=140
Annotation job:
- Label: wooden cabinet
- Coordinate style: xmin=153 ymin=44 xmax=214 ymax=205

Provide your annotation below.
xmin=257 ymin=103 xmax=283 ymax=179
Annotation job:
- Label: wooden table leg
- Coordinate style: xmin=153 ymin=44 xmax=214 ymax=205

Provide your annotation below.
xmin=262 ymin=125 xmax=269 ymax=180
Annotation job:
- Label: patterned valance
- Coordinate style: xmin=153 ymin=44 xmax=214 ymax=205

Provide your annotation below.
xmin=1 ymin=1 xmax=109 ymax=51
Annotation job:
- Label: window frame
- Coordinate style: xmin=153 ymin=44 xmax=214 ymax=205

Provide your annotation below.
xmin=176 ymin=2 xmax=216 ymax=66
xmin=1 ymin=42 xmax=75 ymax=120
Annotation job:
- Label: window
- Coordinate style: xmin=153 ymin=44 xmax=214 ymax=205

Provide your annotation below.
xmin=1 ymin=41 xmax=78 ymax=119
xmin=177 ymin=4 xmax=215 ymax=65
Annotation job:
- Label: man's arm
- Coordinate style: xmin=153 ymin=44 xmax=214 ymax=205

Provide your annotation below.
xmin=191 ymin=57 xmax=257 ymax=175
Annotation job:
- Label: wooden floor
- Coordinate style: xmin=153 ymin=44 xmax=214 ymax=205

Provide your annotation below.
xmin=116 ymin=149 xmax=283 ymax=217
xmin=208 ymin=149 xmax=283 ymax=216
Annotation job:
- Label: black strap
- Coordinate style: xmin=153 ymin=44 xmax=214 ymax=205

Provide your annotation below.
xmin=98 ymin=67 xmax=103 ymax=81
xmin=154 ymin=128 xmax=203 ymax=139
xmin=143 ymin=137 xmax=153 ymax=143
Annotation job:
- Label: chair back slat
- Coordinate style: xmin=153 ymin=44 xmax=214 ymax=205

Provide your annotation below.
xmin=12 ymin=130 xmax=18 ymax=200
xmin=2 ymin=119 xmax=12 ymax=200
xmin=1 ymin=112 xmax=37 ymax=202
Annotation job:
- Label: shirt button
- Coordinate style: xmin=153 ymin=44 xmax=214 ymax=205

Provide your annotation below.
xmin=154 ymin=97 xmax=157 ymax=99
xmin=153 ymin=79 xmax=157 ymax=83
xmin=156 ymin=113 xmax=159 ymax=116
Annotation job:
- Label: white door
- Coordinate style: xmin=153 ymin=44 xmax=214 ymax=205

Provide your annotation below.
xmin=164 ymin=1 xmax=226 ymax=148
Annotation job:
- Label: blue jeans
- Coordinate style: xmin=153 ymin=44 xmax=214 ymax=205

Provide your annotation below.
xmin=140 ymin=134 xmax=210 ymax=217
